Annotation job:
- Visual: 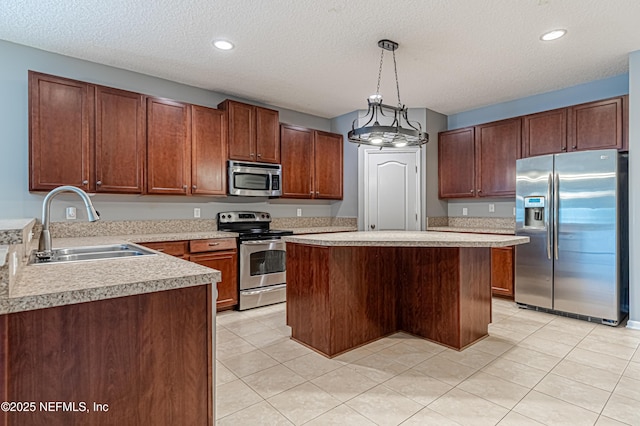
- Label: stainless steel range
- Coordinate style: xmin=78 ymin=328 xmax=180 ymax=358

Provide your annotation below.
xmin=217 ymin=211 xmax=293 ymax=310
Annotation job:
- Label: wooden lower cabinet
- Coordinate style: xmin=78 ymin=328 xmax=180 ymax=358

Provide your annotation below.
xmin=2 ymin=285 xmax=213 ymax=426
xmin=190 ymin=251 xmax=238 ymax=311
xmin=491 ymin=246 xmax=514 ymax=299
xmin=139 ymin=239 xmax=238 ymax=310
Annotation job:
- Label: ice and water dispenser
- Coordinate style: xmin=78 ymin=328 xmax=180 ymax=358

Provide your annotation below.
xmin=524 ymin=196 xmax=546 ymax=228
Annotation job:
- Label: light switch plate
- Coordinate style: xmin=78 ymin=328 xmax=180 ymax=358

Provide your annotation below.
xmin=194 ymin=208 xmax=201 ymax=218
xmin=296 ymin=208 xmax=302 ymax=217
xmin=462 ymin=208 xmax=468 ymax=216
xmin=489 ymin=204 xmax=495 ymax=213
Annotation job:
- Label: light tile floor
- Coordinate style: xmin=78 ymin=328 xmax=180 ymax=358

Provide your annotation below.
xmin=215 ymin=299 xmax=640 ymax=425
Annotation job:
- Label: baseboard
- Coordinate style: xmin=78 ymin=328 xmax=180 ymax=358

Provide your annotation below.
xmin=626 ymin=319 xmax=640 ymax=330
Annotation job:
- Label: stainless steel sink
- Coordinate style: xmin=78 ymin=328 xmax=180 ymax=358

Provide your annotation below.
xmin=29 ymin=244 xmax=157 ymax=265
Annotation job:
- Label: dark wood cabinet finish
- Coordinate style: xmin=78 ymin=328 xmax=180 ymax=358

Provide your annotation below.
xmin=438 ymin=127 xmax=476 ymax=198
xmin=568 ymin=97 xmax=624 ymax=151
xmin=522 ymin=108 xmax=567 ymax=157
xmin=95 ymin=85 xmax=146 ymax=193
xmin=314 ymin=131 xmax=344 ymax=199
xmin=287 ymin=243 xmax=492 ymax=356
xmin=146 ymin=97 xmax=192 ymax=195
xmin=191 ymin=105 xmax=227 ymax=195
xmin=280 ymin=124 xmax=343 ymax=200
xmin=190 ymin=251 xmax=238 ymax=311
xmin=139 ymin=239 xmax=238 ymax=310
xmin=281 ymin=125 xmax=314 ymax=198
xmin=475 ymin=118 xmax=521 ymax=197
xmin=491 ymin=246 xmax=514 ymax=299
xmin=219 ymin=100 xmax=280 ymax=163
xmin=29 ymin=71 xmax=93 ymax=192
xmin=4 ymin=285 xmax=213 ymax=426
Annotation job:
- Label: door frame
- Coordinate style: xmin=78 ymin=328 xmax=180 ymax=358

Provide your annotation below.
xmin=361 ymin=147 xmax=422 ymax=231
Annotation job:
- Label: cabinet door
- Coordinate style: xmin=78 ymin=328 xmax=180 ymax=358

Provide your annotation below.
xmin=138 ymin=241 xmax=188 ymax=258
xmin=255 ymin=107 xmax=280 ymax=163
xmin=190 ymin=251 xmax=238 ymax=311
xmin=491 ymin=247 xmax=514 ymax=299
xmin=314 ymin=130 xmax=343 ymax=200
xmin=191 ymin=105 xmax=227 ymax=195
xmin=146 ymin=97 xmax=191 ymax=194
xmin=475 ymin=118 xmax=521 ymax=198
xmin=568 ymin=97 xmax=623 ymax=151
xmin=280 ymin=124 xmax=314 ymax=198
xmin=225 ymin=100 xmax=255 ymax=161
xmin=29 ymin=71 xmax=93 ymax=192
xmin=438 ymin=127 xmax=476 ymax=198
xmin=95 ymin=86 xmax=145 ymax=193
xmin=522 ymin=108 xmax=567 ymax=157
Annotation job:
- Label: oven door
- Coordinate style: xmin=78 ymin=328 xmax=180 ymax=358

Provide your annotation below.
xmin=239 ymin=239 xmax=286 ymax=290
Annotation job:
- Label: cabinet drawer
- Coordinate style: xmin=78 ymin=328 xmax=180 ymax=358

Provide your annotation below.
xmin=189 ymin=238 xmax=237 ymax=253
xmin=139 ymin=241 xmax=188 ymax=257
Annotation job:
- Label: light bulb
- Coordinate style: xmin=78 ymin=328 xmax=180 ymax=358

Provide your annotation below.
xmin=540 ymin=29 xmax=566 ymax=41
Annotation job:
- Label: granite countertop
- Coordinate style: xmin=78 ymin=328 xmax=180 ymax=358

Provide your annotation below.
xmin=1 ymin=231 xmax=238 ymax=315
xmin=283 ymin=231 xmax=529 ymax=248
xmin=427 ymin=226 xmax=515 ymax=235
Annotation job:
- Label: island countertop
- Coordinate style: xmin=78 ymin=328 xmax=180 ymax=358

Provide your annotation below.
xmin=283 ymin=230 xmax=529 ymax=247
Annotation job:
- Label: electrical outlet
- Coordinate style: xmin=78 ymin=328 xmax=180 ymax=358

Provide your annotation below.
xmin=489 ymin=204 xmax=495 ymax=213
xmin=513 ymin=207 xmax=516 ymax=216
xmin=194 ymin=208 xmax=201 ymax=218
xmin=462 ymin=208 xmax=468 ymax=216
xmin=296 ymin=208 xmax=302 ymax=217
xmin=65 ymin=206 xmax=77 ymax=220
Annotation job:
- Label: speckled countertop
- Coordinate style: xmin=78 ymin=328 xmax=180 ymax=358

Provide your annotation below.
xmin=282 ymin=226 xmax=358 ymax=235
xmin=427 ymin=226 xmax=515 ymax=235
xmin=1 ymin=232 xmax=237 ymax=315
xmin=283 ymin=231 xmax=529 ymax=248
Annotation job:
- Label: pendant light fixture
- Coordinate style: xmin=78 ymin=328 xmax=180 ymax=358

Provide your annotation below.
xmin=348 ymin=39 xmax=428 ymax=148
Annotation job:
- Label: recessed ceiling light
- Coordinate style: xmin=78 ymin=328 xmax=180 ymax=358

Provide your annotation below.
xmin=540 ymin=29 xmax=567 ymax=41
xmin=213 ymin=39 xmax=234 ymax=50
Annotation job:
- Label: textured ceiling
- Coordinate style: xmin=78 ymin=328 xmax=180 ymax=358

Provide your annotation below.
xmin=2 ymin=0 xmax=640 ymax=118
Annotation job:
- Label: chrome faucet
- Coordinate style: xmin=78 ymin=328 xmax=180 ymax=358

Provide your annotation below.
xmin=37 ymin=186 xmax=100 ymax=257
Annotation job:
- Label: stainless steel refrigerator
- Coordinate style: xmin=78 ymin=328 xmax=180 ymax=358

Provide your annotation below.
xmin=515 ymin=149 xmax=628 ymax=325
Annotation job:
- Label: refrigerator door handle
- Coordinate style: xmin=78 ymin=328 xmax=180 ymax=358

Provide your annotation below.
xmin=547 ymin=173 xmax=552 ymax=260
xmin=554 ymin=172 xmax=559 ymax=260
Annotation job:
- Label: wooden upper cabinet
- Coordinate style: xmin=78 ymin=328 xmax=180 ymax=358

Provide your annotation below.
xmin=191 ymin=105 xmax=227 ymax=195
xmin=146 ymin=97 xmax=191 ymax=195
xmin=475 ymin=118 xmax=521 ymax=197
xmin=219 ymin=99 xmax=280 ymax=163
xmin=29 ymin=71 xmax=93 ymax=192
xmin=438 ymin=127 xmax=476 ymax=198
xmin=314 ymin=130 xmax=343 ymax=199
xmin=568 ymin=97 xmax=624 ymax=152
xmin=255 ymin=107 xmax=280 ymax=163
xmin=522 ymin=108 xmax=567 ymax=157
xmin=95 ymin=86 xmax=145 ymax=193
xmin=281 ymin=124 xmax=314 ymax=198
xmin=280 ymin=124 xmax=343 ymax=200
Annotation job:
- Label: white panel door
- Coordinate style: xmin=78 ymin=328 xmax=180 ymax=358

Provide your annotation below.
xmin=365 ymin=150 xmax=420 ymax=231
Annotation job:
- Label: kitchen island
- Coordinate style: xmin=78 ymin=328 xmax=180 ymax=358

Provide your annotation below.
xmin=283 ymin=231 xmax=529 ymax=357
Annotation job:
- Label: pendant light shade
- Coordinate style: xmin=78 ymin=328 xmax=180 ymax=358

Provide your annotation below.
xmin=348 ymin=40 xmax=428 ymax=148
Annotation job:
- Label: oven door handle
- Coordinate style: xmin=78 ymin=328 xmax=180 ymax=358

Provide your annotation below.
xmin=241 ymin=239 xmax=282 ymax=245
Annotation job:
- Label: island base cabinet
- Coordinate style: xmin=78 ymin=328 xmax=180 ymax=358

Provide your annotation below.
xmin=286 ymin=244 xmax=492 ymax=357
xmin=2 ymin=285 xmax=213 ymax=426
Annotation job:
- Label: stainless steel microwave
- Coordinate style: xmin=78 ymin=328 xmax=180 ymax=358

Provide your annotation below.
xmin=228 ymin=160 xmax=282 ymax=197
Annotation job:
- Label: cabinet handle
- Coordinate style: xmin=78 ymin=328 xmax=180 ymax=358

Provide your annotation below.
xmin=156 ymin=249 xmax=165 ymax=252
xmin=192 ymin=185 xmax=197 ymax=189
xmin=250 ymin=153 xmax=255 ymax=157
xmin=82 ymin=180 xmax=89 ymax=185
xmin=561 ymin=147 xmax=567 ymax=151
xmin=257 ymin=153 xmax=262 ymax=158
xmin=208 ymin=242 xmax=220 ymax=246
xmin=478 ymin=189 xmax=482 ymax=194
xmin=316 ymin=191 xmax=319 ymax=195
xmin=182 ymin=185 xmax=188 ymax=190
xmin=572 ymin=145 xmax=577 ymax=150
xmin=96 ymin=181 xmax=102 ymax=186
xmin=470 ymin=189 xmax=474 ymax=194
